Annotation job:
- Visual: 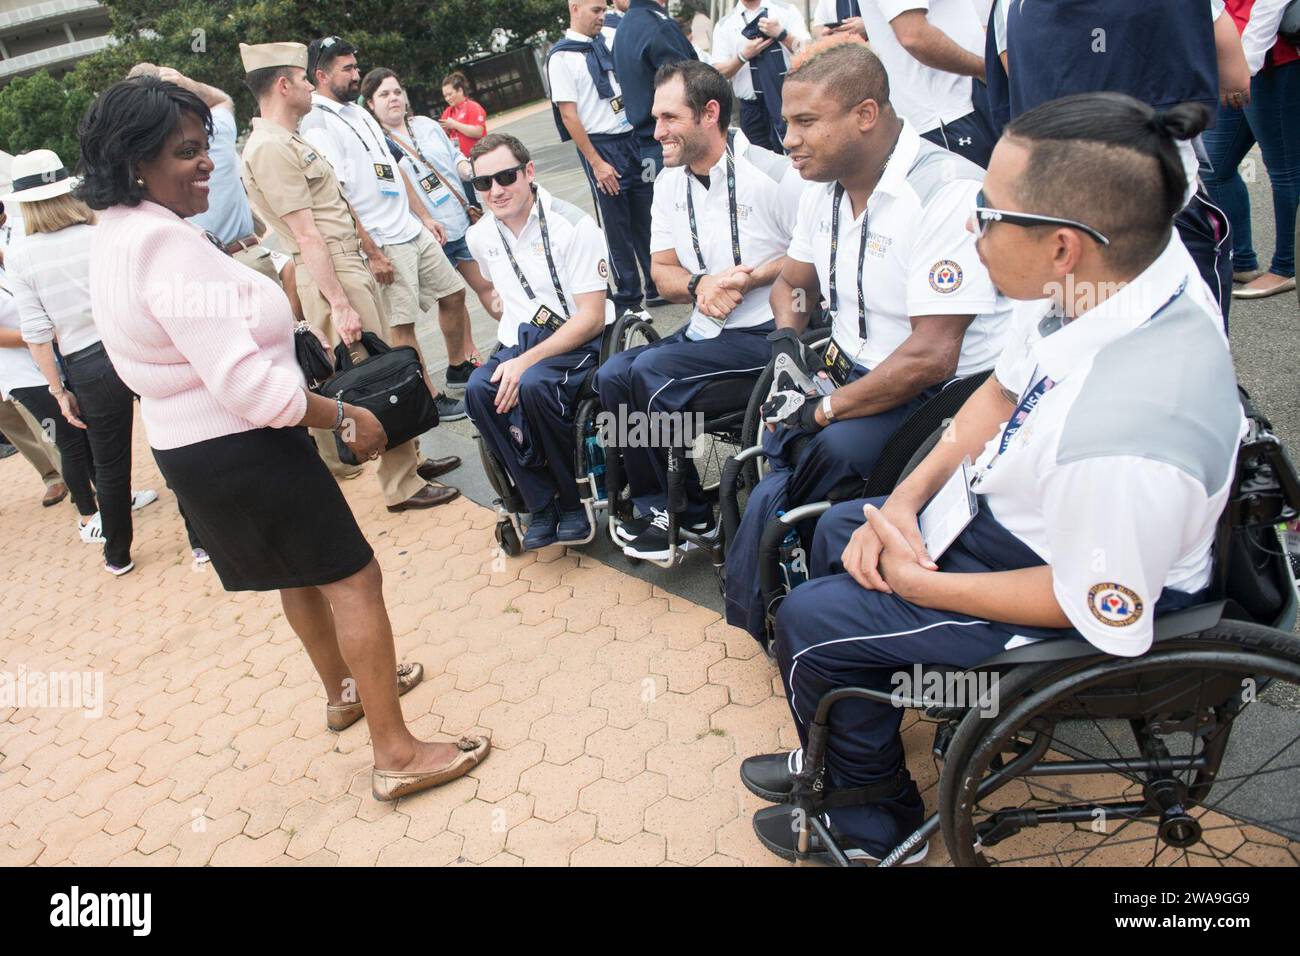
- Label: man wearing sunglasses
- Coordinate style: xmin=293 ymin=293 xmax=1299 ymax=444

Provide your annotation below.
xmin=299 ymin=37 xmax=470 ymax=421
xmin=742 ymin=92 xmax=1245 ymax=865
xmin=462 ymin=134 xmax=615 ymax=550
xmin=725 ymin=37 xmax=1010 ymax=644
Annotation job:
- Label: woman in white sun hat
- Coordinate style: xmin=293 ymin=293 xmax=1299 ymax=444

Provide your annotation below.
xmin=2 ymin=148 xmax=157 ymax=576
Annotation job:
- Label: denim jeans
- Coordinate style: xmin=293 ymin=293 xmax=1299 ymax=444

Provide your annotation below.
xmin=1203 ymin=59 xmax=1300 ymax=278
xmin=9 ymin=385 xmax=97 ymax=517
xmin=61 ymin=343 xmax=135 ymax=567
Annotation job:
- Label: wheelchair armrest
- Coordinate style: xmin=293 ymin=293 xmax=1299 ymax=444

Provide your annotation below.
xmin=758 ymin=500 xmax=835 ymax=628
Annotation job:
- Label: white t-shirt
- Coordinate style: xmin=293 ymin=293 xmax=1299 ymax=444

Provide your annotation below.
xmin=786 ymin=121 xmax=1008 ymax=375
xmin=971 ymin=237 xmax=1243 ymax=657
xmin=548 ymin=29 xmax=633 ymax=137
xmin=855 ymin=0 xmax=985 ymax=133
xmin=300 ymin=94 xmax=421 ymax=246
xmin=0 ymin=273 xmax=47 ymax=400
xmin=712 ymin=1 xmax=812 ymax=100
xmin=465 ymin=186 xmax=615 ymax=348
xmin=8 ymin=224 xmax=101 ymax=356
xmin=650 ymin=129 xmax=805 ymax=339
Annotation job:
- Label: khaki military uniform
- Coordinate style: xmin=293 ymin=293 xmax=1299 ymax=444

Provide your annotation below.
xmin=241 ymin=117 xmax=425 ymax=506
xmin=231 ymin=242 xmax=281 ymax=283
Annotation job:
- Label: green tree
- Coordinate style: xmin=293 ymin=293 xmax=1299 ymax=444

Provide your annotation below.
xmin=0 ymin=71 xmax=94 ymax=164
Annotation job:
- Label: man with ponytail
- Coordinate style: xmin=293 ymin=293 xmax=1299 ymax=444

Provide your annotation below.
xmin=741 ymin=92 xmax=1247 ymax=865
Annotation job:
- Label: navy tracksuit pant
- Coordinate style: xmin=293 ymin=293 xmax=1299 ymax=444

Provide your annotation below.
xmin=773 ymin=496 xmax=1072 ymax=854
xmin=920 ymin=108 xmax=998 ymax=169
xmin=1175 ymin=190 xmax=1233 ymax=331
xmin=739 ymin=98 xmax=785 ymax=155
xmin=595 ymin=324 xmax=771 ymax=522
xmin=723 ymin=367 xmax=936 ymax=641
xmin=465 ymin=327 xmax=601 ymax=514
xmin=578 ymin=132 xmax=658 ymax=312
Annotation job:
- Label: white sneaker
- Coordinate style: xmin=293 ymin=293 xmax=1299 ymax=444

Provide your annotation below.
xmin=130 ymin=489 xmax=158 ymax=511
xmin=104 ymin=560 xmax=135 ymax=577
xmin=78 ymin=513 xmax=104 ymax=544
xmin=192 ymin=548 xmax=211 ymax=565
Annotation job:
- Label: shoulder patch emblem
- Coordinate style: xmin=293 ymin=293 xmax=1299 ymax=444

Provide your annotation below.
xmin=928 ymin=260 xmax=963 ymax=294
xmin=597 ymin=259 xmax=608 ymax=278
xmin=1087 ymin=583 xmax=1144 ymax=628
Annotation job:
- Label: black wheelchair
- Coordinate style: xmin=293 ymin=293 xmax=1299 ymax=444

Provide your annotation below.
xmin=477 ymin=312 xmax=657 ymax=556
xmin=752 ymin=392 xmax=1300 ymax=866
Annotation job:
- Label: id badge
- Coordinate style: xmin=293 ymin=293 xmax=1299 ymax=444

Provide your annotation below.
xmin=531 ymin=304 xmax=565 ymax=333
xmin=822 ymin=337 xmax=854 ymax=387
xmin=609 ymin=95 xmax=625 ymax=114
xmin=418 ymin=172 xmax=450 ymax=205
xmin=374 ymin=163 xmax=399 ymax=196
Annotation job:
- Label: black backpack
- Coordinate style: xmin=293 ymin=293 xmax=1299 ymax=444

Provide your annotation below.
xmin=316 ymin=331 xmax=439 ymax=466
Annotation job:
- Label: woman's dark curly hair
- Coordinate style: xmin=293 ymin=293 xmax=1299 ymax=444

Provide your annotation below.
xmin=75 ymin=76 xmax=213 ymax=210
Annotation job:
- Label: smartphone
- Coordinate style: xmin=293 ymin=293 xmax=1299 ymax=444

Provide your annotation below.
xmin=823 ymin=20 xmax=844 ymax=30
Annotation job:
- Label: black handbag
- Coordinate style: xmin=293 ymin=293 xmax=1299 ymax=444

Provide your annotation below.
xmin=316 ymin=331 xmax=439 ymax=466
xmin=293 ymin=322 xmax=335 ymax=389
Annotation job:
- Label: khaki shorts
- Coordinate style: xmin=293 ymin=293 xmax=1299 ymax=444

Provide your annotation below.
xmin=378 ymin=226 xmax=465 ymax=328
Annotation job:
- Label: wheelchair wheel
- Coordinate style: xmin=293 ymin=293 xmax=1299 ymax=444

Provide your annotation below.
xmin=740 ymin=328 xmax=832 ymax=486
xmin=938 ymin=620 xmax=1300 ymax=866
xmin=494 ymin=519 xmax=522 ymax=557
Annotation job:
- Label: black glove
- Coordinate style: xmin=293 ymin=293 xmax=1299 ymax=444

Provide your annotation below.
xmin=798 ymin=396 xmax=824 ymax=432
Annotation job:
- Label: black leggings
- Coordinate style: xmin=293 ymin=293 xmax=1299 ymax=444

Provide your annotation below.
xmin=9 ymin=385 xmax=97 ymax=517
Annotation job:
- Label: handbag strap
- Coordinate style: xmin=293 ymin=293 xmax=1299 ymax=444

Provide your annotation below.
xmin=391 ymin=122 xmax=476 ymax=219
xmin=333 ymin=330 xmax=389 ymax=371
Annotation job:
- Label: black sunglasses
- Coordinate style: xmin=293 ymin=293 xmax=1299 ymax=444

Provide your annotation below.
xmin=973 ymin=189 xmax=1110 ymax=246
xmin=307 ymin=36 xmax=345 ymax=76
xmin=470 ymin=162 xmax=528 ymax=193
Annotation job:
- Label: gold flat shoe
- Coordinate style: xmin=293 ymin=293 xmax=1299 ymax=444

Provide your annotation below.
xmin=326 ymin=662 xmax=424 ymax=732
xmin=371 ymin=735 xmax=491 ymax=801
xmin=1232 ymin=276 xmax=1295 ymax=300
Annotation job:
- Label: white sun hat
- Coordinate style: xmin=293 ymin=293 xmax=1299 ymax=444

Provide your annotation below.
xmin=0 ymin=149 xmax=75 ymax=203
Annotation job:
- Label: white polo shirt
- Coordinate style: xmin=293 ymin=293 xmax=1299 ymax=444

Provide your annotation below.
xmin=853 ymin=0 xmax=984 ymax=134
xmin=971 ymin=237 xmax=1244 ymax=657
xmin=300 ymin=93 xmax=421 ymax=246
xmin=465 ymin=185 xmax=615 ymax=349
xmin=0 ymin=274 xmax=46 ymax=401
xmin=651 ymin=129 xmax=805 ymax=340
xmin=787 ymin=121 xmax=1008 ymax=375
xmin=712 ymin=1 xmax=811 ymax=101
xmin=548 ymin=29 xmax=633 ymax=137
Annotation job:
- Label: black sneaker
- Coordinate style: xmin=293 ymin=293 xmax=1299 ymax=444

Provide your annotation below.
xmin=612 ymin=513 xmax=653 ymax=544
xmin=622 ymin=509 xmax=677 ymax=560
xmin=751 ymin=805 xmax=929 ymax=866
xmin=445 ymin=359 xmax=480 ymax=388
xmin=740 ymin=749 xmax=803 ymax=803
xmin=435 ymin=393 xmax=467 ymax=422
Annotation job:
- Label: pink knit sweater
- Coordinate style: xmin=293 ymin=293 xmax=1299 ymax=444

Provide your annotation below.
xmin=90 ymin=201 xmax=308 ymax=450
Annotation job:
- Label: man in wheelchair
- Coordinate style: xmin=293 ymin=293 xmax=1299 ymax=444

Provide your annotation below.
xmin=595 ymin=60 xmax=805 ymax=562
xmin=725 ymin=36 xmax=1012 ymax=641
xmin=463 ymin=133 xmax=614 ymax=550
xmin=741 ymin=92 xmax=1248 ymax=864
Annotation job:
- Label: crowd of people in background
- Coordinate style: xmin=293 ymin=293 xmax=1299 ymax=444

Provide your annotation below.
xmin=0 ymin=0 xmax=1296 ymax=854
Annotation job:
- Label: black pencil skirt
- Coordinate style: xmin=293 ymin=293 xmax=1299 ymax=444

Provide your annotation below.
xmin=152 ymin=426 xmax=374 ymax=591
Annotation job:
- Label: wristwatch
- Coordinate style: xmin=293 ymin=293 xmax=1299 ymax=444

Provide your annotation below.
xmin=820 ymin=393 xmax=836 ymax=423
xmin=687 ymin=273 xmax=705 ymax=302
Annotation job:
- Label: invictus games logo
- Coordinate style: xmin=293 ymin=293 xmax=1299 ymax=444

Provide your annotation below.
xmin=509 ymin=424 xmax=525 ymax=446
xmin=1088 ymin=582 xmax=1144 ymax=627
xmin=928 ymin=259 xmax=963 ymax=294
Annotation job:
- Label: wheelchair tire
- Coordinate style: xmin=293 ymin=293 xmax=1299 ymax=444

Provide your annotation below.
xmin=740 ymin=328 xmax=832 ymax=487
xmin=936 ymin=619 xmax=1300 ymax=867
xmin=494 ymin=519 xmax=522 ymax=557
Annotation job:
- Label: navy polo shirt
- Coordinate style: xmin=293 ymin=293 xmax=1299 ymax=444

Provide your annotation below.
xmin=611 ymin=0 xmax=698 ymax=146
xmin=992 ymin=0 xmax=1218 ymax=126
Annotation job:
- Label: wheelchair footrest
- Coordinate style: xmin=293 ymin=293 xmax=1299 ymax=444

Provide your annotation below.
xmin=790 ymin=769 xmax=912 ymax=812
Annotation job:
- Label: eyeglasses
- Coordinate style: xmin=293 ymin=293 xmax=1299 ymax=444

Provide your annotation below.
xmin=972 ymin=189 xmax=1110 ymax=246
xmin=470 ymin=162 xmax=528 ymax=192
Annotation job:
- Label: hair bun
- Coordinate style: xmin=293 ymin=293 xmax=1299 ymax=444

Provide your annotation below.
xmin=1152 ymin=102 xmax=1211 ymax=141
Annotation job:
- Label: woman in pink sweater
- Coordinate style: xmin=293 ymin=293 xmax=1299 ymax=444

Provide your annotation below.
xmin=77 ymin=76 xmax=488 ymax=800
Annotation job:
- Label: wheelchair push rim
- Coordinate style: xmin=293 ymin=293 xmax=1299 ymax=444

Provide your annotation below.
xmin=938 ymin=624 xmax=1300 ymax=867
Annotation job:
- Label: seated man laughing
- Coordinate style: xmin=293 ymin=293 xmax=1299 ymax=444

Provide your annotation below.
xmin=742 ymin=92 xmax=1246 ymax=864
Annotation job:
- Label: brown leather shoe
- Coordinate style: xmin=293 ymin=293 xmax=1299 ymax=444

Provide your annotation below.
xmin=42 ymin=483 xmax=68 ymax=507
xmin=387 ymin=484 xmax=460 ymax=512
xmin=327 ymin=662 xmax=424 ymax=732
xmin=372 ymin=735 xmax=491 ymax=801
xmin=417 ymin=456 xmax=462 ymax=482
